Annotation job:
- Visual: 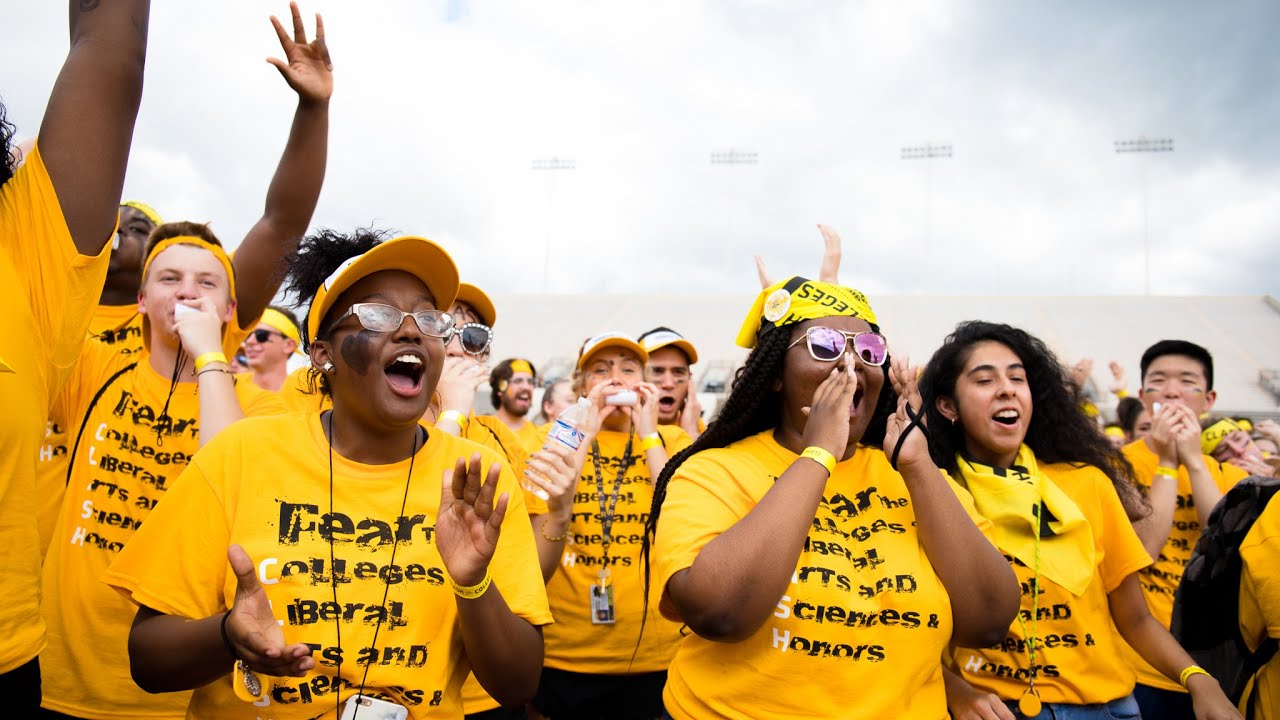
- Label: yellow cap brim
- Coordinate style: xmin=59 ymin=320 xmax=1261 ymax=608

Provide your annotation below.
xmin=577 ymin=334 xmax=649 ymax=370
xmin=455 ymin=282 xmax=497 ymax=327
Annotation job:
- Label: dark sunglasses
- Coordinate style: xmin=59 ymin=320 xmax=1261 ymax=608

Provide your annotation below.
xmin=250 ymin=329 xmax=283 ymax=343
xmin=452 ymin=322 xmax=493 ymax=357
xmin=326 ymin=303 xmax=455 ymax=338
xmin=788 ymin=326 xmax=888 ymax=366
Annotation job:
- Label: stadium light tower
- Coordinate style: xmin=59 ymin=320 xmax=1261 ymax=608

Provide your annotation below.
xmin=532 ymin=156 xmax=576 ymax=293
xmin=710 ymin=148 xmax=758 ymax=284
xmin=901 ymin=142 xmax=953 ymax=284
xmin=1115 ymin=136 xmax=1174 ymax=295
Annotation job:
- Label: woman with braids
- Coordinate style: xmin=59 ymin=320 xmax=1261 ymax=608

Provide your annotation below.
xmin=917 ymin=321 xmax=1241 ymax=720
xmin=646 ymin=276 xmax=1018 ymax=720
xmin=106 ymin=229 xmax=550 ymax=718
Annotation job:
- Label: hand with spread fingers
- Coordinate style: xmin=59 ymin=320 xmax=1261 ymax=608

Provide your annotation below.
xmin=437 ymin=356 xmax=489 ymax=416
xmin=267 ymin=2 xmax=333 ymax=105
xmin=224 ymin=545 xmax=315 ymax=677
xmin=1108 ymin=360 xmax=1128 ymax=396
xmin=883 ymin=352 xmax=931 ymax=472
xmin=755 ymin=223 xmax=843 ymax=289
xmin=800 ymin=354 xmax=858 ymax=458
xmin=436 ymin=454 xmax=508 ymax=587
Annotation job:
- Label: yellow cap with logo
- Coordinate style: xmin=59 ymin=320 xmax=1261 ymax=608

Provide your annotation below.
xmin=736 ymin=276 xmax=878 ymax=349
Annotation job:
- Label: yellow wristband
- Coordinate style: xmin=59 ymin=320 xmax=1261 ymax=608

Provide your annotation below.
xmin=1179 ymin=665 xmax=1211 ymax=689
xmin=1155 ymin=465 xmax=1179 ymax=479
xmin=194 ymin=352 xmax=228 ymax=372
xmin=451 ymin=571 xmax=492 ymax=600
xmin=639 ymin=432 xmax=662 ymax=452
xmin=438 ymin=409 xmax=468 ymax=432
xmin=801 ymin=446 xmax=836 ymax=474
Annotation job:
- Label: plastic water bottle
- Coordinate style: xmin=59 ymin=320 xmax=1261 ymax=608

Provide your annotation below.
xmin=524 ymin=398 xmax=591 ymax=500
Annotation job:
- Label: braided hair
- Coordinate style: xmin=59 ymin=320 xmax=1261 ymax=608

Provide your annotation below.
xmin=640 ymin=321 xmax=897 ymax=603
xmin=279 ymin=227 xmax=394 ymax=398
xmin=918 ymin=321 xmax=1148 ymax=521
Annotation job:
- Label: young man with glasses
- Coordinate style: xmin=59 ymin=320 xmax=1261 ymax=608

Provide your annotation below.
xmin=639 ymin=327 xmax=704 ymax=441
xmin=242 ymin=305 xmax=300 ymax=392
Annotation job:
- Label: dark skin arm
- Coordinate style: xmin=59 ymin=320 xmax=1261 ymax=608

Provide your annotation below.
xmin=232 ymin=2 xmax=332 ymax=328
xmin=440 ymin=456 xmax=544 ymax=706
xmin=40 ymin=1 xmax=150 ymax=256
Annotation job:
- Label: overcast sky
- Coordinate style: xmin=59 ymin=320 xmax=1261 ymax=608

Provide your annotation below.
xmin=5 ymin=1 xmax=1278 ymax=299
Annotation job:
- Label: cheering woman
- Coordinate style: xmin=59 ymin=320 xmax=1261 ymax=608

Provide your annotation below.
xmin=646 ymin=276 xmax=1019 ymax=719
xmin=106 ymin=231 xmax=550 ymax=718
xmin=918 ymin=320 xmax=1240 ymax=720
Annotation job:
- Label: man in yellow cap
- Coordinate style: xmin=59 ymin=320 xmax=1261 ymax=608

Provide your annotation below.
xmin=242 ymin=304 xmax=301 ymax=391
xmin=638 ymin=326 xmax=704 ymax=440
xmin=489 ymin=357 xmax=542 ymax=452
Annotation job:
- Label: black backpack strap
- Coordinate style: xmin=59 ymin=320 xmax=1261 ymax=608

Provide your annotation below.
xmin=65 ymin=362 xmax=137 ymax=486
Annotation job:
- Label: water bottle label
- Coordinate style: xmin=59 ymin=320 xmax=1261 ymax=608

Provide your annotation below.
xmin=547 ymin=420 xmax=585 ymax=451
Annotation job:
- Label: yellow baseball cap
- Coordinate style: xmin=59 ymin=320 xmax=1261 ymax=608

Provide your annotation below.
xmin=638 ymin=327 xmax=699 ymax=365
xmin=576 ymin=331 xmax=648 ymax=370
xmin=306 ymin=235 xmax=459 ymax=342
xmin=455 ymin=282 xmax=497 ymax=327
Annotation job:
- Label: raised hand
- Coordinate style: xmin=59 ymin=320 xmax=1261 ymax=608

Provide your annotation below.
xmin=755 ymin=224 xmax=844 ymax=288
xmin=1147 ymin=403 xmax=1182 ymax=465
xmin=1109 ymin=360 xmax=1128 ymax=396
xmin=1171 ymin=404 xmax=1205 ymax=467
xmin=883 ymin=352 xmax=931 ymax=471
xmin=800 ymin=354 xmax=858 ymax=457
xmin=680 ymin=390 xmax=704 ymax=439
xmin=632 ymin=382 xmax=662 ymax=436
xmin=1069 ymin=357 xmax=1094 ymax=393
xmin=437 ymin=356 xmax=489 ymax=416
xmin=436 ymin=454 xmax=508 ymax=587
xmin=225 ymin=545 xmax=314 ymax=677
xmin=267 ymin=3 xmax=333 ymax=104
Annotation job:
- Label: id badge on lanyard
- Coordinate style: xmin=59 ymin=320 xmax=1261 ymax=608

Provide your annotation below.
xmin=590 ymin=570 xmax=616 ymax=625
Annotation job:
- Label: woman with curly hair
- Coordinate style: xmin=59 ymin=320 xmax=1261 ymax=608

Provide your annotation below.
xmin=106 ymin=230 xmax=551 ymax=718
xmin=918 ymin=320 xmax=1240 ymax=720
xmin=645 ymin=276 xmax=1018 ymax=719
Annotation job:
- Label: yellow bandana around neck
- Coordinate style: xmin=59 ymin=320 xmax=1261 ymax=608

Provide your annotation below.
xmin=1201 ymin=418 xmax=1244 ymax=455
xmin=736 ymin=276 xmax=878 ymax=349
xmin=956 ymin=445 xmax=1096 ymax=597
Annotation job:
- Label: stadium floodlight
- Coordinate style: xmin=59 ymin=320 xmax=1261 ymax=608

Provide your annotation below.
xmin=900 ymin=142 xmax=954 ymax=281
xmin=710 ymin=148 xmax=759 ymax=284
xmin=1114 ymin=135 xmax=1175 ymax=295
xmin=900 ymin=143 xmax=953 ymax=160
xmin=532 ymin=156 xmax=577 ymax=292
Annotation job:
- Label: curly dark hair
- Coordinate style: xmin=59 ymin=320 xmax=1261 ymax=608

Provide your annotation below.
xmin=639 ymin=321 xmax=897 ymax=604
xmin=280 ymin=227 xmax=395 ymax=397
xmin=1 ymin=99 xmax=19 ymax=188
xmin=918 ymin=321 xmax=1147 ymax=521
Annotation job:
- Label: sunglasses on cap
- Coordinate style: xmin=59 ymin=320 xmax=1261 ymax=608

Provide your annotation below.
xmin=452 ymin=322 xmax=493 ymax=357
xmin=326 ymin=303 xmax=455 ymax=338
xmin=788 ymin=326 xmax=888 ymax=366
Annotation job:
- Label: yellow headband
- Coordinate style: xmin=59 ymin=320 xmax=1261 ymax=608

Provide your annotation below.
xmin=259 ymin=308 xmax=301 ymax=345
xmin=142 ymin=235 xmax=236 ymax=301
xmin=1104 ymin=426 xmax=1126 ymax=439
xmin=736 ymin=276 xmax=878 ymax=349
xmin=1201 ymin=418 xmax=1244 ymax=455
xmin=121 ymin=200 xmax=164 ymax=228
xmin=510 ymin=359 xmax=532 ymax=375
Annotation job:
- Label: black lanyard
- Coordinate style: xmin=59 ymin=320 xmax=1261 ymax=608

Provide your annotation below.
xmin=590 ymin=430 xmax=635 ymax=552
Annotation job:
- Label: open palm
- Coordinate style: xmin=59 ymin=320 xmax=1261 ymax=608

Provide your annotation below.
xmin=436 ymin=455 xmax=508 ymax=588
xmin=267 ymin=3 xmax=333 ymax=104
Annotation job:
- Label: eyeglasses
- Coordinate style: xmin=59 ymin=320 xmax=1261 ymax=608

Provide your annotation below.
xmin=250 ymin=329 xmax=283 ymax=343
xmin=326 ymin=303 xmax=455 ymax=338
xmin=451 ymin=322 xmax=493 ymax=357
xmin=788 ymin=326 xmax=888 ymax=366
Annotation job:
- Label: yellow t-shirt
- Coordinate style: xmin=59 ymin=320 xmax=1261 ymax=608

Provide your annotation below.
xmin=0 ymin=143 xmax=112 ymax=674
xmin=36 ymin=306 xmax=144 ymax=556
xmin=104 ymin=413 xmax=553 ymax=719
xmin=542 ymin=424 xmax=691 ymax=674
xmin=949 ymin=462 xmax=1153 ymax=705
xmin=1239 ymin=497 xmax=1280 ymax=720
xmin=279 ymin=365 xmax=331 ymax=414
xmin=1121 ymin=439 xmax=1246 ymax=691
xmin=653 ymin=431 xmax=995 ymax=720
xmin=512 ymin=418 xmax=544 ymax=454
xmin=41 ymin=340 xmax=286 ymax=718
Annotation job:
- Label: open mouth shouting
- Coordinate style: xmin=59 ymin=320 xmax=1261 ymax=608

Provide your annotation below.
xmin=991 ymin=408 xmax=1021 ymax=428
xmin=384 ymin=351 xmax=426 ymax=397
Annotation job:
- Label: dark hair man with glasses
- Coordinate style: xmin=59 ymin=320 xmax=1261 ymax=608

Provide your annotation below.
xmin=639 ymin=327 xmax=704 ymax=441
xmin=243 ymin=305 xmax=300 ymax=391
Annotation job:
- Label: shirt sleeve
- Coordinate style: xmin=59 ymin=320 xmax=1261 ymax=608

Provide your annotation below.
xmin=104 ymin=459 xmax=232 ymax=620
xmin=1094 ymin=472 xmax=1153 ymax=593
xmin=1240 ymin=512 xmax=1280 ymax=645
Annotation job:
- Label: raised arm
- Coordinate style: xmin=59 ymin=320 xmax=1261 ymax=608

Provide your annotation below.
xmin=39 ymin=0 xmax=151 ymax=256
xmin=232 ymin=2 xmax=332 ymax=327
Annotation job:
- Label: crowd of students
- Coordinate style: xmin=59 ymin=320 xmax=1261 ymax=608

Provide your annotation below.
xmin=3 ymin=3 xmax=1278 ymax=719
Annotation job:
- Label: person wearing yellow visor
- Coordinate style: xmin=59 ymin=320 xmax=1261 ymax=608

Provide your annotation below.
xmin=527 ymin=331 xmax=691 ymax=720
xmin=0 ymin=0 xmax=152 ymax=709
xmin=638 ymin=327 xmax=704 ymax=441
xmin=1202 ymin=416 xmax=1277 ymax=479
xmin=108 ymin=229 xmax=551 ymax=719
xmin=1121 ymin=339 xmax=1248 ymax=717
xmin=919 ymin=321 xmax=1240 ymax=720
xmin=243 ymin=305 xmax=301 ymax=392
xmin=647 ymin=273 xmax=1018 ymax=720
